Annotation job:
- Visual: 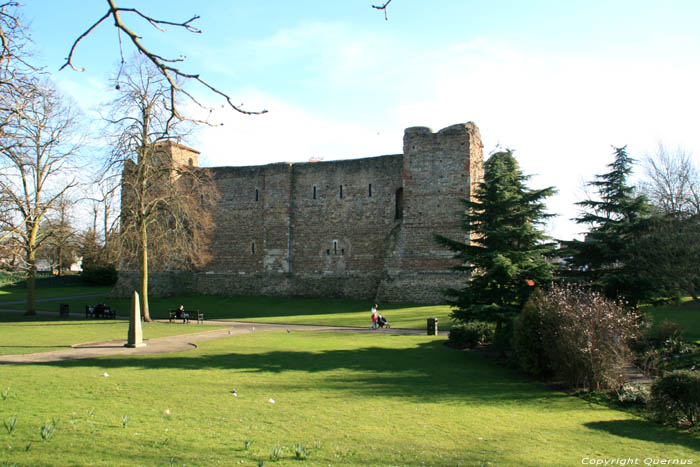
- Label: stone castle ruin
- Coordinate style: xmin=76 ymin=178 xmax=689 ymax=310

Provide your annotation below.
xmin=115 ymin=122 xmax=484 ymax=304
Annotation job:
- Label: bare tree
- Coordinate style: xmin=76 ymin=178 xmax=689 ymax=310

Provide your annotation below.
xmin=37 ymin=196 xmax=78 ymax=276
xmin=0 ymin=81 xmax=82 ymax=314
xmin=107 ymin=56 xmax=216 ymax=321
xmin=641 ymin=143 xmax=700 ymax=215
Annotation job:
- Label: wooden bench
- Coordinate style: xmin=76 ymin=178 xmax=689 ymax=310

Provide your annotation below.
xmin=85 ymin=304 xmax=116 ymax=319
xmin=168 ymin=309 xmax=204 ymax=324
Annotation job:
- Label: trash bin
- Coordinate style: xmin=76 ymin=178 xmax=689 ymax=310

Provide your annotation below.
xmin=427 ymin=317 xmax=438 ymax=336
xmin=59 ymin=303 xmax=69 ymax=318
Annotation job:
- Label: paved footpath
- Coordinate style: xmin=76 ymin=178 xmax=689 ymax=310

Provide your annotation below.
xmin=0 ymin=315 xmax=429 ymax=364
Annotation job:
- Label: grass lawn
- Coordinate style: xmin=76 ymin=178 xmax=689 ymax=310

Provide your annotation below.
xmin=0 ymin=313 xmax=229 ymax=356
xmin=1 ymin=286 xmax=455 ymax=331
xmin=643 ymin=299 xmax=700 ymax=342
xmin=0 ymin=286 xmax=111 ymax=302
xmin=0 ymin=331 xmax=697 ymax=466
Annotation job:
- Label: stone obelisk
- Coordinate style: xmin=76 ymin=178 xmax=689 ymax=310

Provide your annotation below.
xmin=125 ymin=291 xmax=146 ymax=348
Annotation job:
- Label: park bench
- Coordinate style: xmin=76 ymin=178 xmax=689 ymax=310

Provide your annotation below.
xmin=168 ymin=308 xmax=204 ymax=324
xmin=85 ymin=304 xmax=116 ymax=319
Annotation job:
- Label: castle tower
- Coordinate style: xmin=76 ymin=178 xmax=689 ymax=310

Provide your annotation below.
xmin=376 ymin=123 xmax=483 ymax=303
xmin=155 ymin=140 xmax=200 ymax=168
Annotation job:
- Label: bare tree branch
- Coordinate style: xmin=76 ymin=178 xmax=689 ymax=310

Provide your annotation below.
xmin=372 ymin=0 xmax=394 ymax=20
xmin=641 ymin=143 xmax=700 ymax=216
xmin=61 ymin=0 xmax=267 ymax=124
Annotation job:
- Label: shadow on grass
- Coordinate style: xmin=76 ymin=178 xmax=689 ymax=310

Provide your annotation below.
xmin=49 ymin=339 xmax=569 ymax=405
xmin=0 ymin=345 xmax=71 ymax=349
xmin=584 ymin=419 xmax=700 ymax=451
xmin=0 ymin=321 xmax=124 ymax=327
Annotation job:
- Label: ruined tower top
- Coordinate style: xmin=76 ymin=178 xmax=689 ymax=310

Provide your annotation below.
xmin=155 ymin=140 xmax=200 ymax=168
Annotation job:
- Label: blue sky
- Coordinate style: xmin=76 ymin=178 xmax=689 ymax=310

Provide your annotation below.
xmin=22 ymin=1 xmax=700 ymax=240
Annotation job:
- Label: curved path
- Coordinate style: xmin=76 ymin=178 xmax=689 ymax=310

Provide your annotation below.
xmin=0 ymin=319 xmax=430 ymax=364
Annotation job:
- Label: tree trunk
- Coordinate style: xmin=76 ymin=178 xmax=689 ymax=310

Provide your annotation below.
xmin=140 ymin=222 xmax=152 ymax=322
xmin=57 ymin=245 xmax=63 ymax=277
xmin=25 ymin=250 xmax=37 ymax=316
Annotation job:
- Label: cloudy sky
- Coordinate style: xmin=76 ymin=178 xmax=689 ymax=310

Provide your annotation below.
xmin=23 ymin=0 xmax=700 ymax=240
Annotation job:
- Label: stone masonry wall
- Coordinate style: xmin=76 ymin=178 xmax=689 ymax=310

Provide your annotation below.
xmin=114 ymin=123 xmax=483 ymax=304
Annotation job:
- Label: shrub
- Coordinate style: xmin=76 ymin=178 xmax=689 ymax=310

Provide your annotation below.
xmin=449 ymin=321 xmax=494 ymax=349
xmin=80 ymin=265 xmax=118 ymax=285
xmin=655 ymin=319 xmax=685 ymax=345
xmin=512 ymin=289 xmax=551 ymax=376
xmin=512 ymin=284 xmax=643 ymax=391
xmin=617 ymin=383 xmax=650 ymax=405
xmin=650 ymin=370 xmax=700 ymax=427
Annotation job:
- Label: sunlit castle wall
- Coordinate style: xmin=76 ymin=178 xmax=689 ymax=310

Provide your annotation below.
xmin=113 ymin=123 xmax=483 ymax=304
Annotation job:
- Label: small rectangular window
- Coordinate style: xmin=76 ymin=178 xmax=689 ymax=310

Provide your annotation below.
xmin=251 ymin=242 xmax=255 ymax=255
xmin=369 ymin=184 xmax=372 ymax=197
xmin=313 ymin=186 xmax=317 ymax=199
xmin=333 ymin=241 xmax=338 ymax=255
xmin=339 ymin=185 xmax=343 ymax=199
xmin=255 ymin=189 xmax=259 ymax=202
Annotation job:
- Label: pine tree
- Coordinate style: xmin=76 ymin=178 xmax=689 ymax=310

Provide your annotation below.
xmin=562 ymin=146 xmax=651 ymax=303
xmin=436 ymin=150 xmax=557 ymax=332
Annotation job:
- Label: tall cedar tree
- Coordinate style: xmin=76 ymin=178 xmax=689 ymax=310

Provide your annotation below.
xmin=562 ymin=146 xmax=651 ymax=303
xmin=436 ymin=150 xmax=557 ymax=332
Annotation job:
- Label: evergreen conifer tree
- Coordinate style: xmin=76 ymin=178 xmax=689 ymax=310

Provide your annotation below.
xmin=436 ymin=150 xmax=557 ymax=332
xmin=562 ymin=146 xmax=651 ymax=303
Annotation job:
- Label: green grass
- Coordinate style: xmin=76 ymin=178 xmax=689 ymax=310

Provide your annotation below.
xmin=0 ymin=313 xmax=228 ymax=356
xmin=0 ymin=331 xmax=698 ymax=466
xmin=1 ymin=285 xmax=455 ymax=331
xmin=643 ymin=299 xmax=700 ymax=342
xmin=1 ymin=287 xmax=699 ymax=464
xmin=0 ymin=286 xmax=111 ymax=302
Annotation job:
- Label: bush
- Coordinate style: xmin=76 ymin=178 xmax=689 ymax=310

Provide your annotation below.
xmin=512 ymin=284 xmax=643 ymax=391
xmin=650 ymin=370 xmax=700 ymax=427
xmin=512 ymin=289 xmax=551 ymax=376
xmin=617 ymin=383 xmax=650 ymax=405
xmin=449 ymin=321 xmax=494 ymax=349
xmin=655 ymin=319 xmax=685 ymax=345
xmin=80 ymin=265 xmax=118 ymax=285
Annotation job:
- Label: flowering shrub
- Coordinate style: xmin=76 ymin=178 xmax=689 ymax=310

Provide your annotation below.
xmin=513 ymin=284 xmax=643 ymax=391
xmin=617 ymin=383 xmax=650 ymax=405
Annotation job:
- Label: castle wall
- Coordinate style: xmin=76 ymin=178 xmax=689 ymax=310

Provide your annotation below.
xmin=114 ymin=123 xmax=483 ymax=304
xmin=375 ymin=123 xmax=482 ymax=303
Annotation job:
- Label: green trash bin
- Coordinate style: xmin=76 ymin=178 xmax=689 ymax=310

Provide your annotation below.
xmin=427 ymin=317 xmax=438 ymax=336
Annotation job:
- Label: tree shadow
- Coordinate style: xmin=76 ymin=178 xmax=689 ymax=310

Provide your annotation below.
xmin=48 ymin=338 xmax=569 ymax=405
xmin=0 ymin=345 xmax=71 ymax=349
xmin=584 ymin=419 xmax=700 ymax=452
xmin=0 ymin=321 xmax=124 ymax=327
